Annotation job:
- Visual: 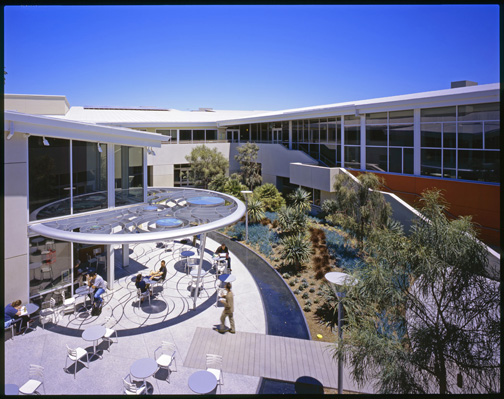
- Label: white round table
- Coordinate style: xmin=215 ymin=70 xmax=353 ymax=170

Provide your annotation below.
xmin=188 ymin=370 xmax=217 ymax=394
xmin=82 ymin=325 xmax=106 ymax=360
xmin=76 ymin=286 xmax=93 ymax=311
xmin=130 ymin=358 xmax=158 ymax=381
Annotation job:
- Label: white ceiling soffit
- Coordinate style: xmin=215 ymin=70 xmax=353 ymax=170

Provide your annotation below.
xmin=4 ymin=111 xmax=164 ymax=147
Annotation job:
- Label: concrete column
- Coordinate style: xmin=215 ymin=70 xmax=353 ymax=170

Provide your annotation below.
xmin=288 ymin=120 xmax=293 ymax=150
xmin=193 ymin=233 xmax=207 ymax=309
xmin=413 ymin=108 xmax=421 ymax=175
xmin=107 ymin=144 xmax=115 ymax=208
xmin=360 ymin=115 xmax=366 ymax=171
xmin=122 ymin=244 xmax=129 ymax=268
xmin=107 ymin=244 xmax=115 ymax=289
xmin=143 ymin=148 xmax=148 ymax=202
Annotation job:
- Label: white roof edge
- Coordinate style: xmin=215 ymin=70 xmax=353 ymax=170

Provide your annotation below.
xmin=218 ymin=83 xmax=500 ymax=125
xmin=5 ymin=93 xmax=71 ymax=108
xmin=28 ymin=190 xmax=246 ymax=245
xmin=4 ymin=110 xmax=165 ymax=146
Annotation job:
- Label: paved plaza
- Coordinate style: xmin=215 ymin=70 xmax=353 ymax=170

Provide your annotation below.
xmin=4 ymin=237 xmax=266 ymax=395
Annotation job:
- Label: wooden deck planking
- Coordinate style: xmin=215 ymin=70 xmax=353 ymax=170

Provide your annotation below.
xmin=184 ymin=328 xmax=343 ymax=389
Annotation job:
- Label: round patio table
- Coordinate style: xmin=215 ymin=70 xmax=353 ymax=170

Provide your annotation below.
xmin=130 ymin=358 xmax=158 ymax=382
xmin=82 ymin=325 xmax=106 ymax=360
xmin=5 ymin=383 xmax=19 ymax=395
xmin=76 ymin=285 xmax=93 ymax=311
xmin=188 ymin=370 xmax=217 ymax=394
xmin=218 ymin=274 xmax=236 ymax=284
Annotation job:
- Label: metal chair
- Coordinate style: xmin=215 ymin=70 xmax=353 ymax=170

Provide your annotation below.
xmin=137 ymin=288 xmax=150 ymax=307
xmin=123 ymin=374 xmax=147 ymax=395
xmin=154 ymin=341 xmax=177 ymax=383
xmin=60 ymin=290 xmax=76 ymax=315
xmin=4 ymin=318 xmax=22 ymax=340
xmin=186 ymin=257 xmax=199 ymax=274
xmin=65 ymin=344 xmax=90 ymax=379
xmin=19 ymin=364 xmax=45 ymax=395
xmin=40 ymin=297 xmax=58 ymax=328
xmin=206 ymin=354 xmax=224 ymax=392
xmin=101 ymin=316 xmax=118 ymax=351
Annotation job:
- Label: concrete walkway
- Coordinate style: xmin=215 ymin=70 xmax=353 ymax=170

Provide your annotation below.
xmin=4 ymin=237 xmax=266 ymax=395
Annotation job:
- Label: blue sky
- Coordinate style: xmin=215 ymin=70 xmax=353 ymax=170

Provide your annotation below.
xmin=4 ymin=5 xmax=500 ymax=111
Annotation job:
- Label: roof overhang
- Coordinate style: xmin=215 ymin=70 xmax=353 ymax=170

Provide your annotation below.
xmin=4 ymin=111 xmax=165 ymax=147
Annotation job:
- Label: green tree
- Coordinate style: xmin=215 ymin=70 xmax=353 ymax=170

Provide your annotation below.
xmin=223 ymin=177 xmax=248 ymax=201
xmin=235 ymin=142 xmax=262 ymax=190
xmin=280 ymin=233 xmax=312 ymax=270
xmin=252 ymin=183 xmax=285 ymax=212
xmin=288 ymin=187 xmax=312 ymax=213
xmin=331 ymin=190 xmax=500 ymax=394
xmin=327 ymin=172 xmax=391 ymax=246
xmin=247 ymin=197 xmax=266 ymax=223
xmin=277 ymin=206 xmax=309 ymax=235
xmin=185 ymin=145 xmax=229 ymax=189
xmin=208 ymin=173 xmax=228 ymax=192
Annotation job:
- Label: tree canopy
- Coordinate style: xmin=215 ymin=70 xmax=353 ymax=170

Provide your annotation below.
xmin=234 ymin=142 xmax=262 ymax=190
xmin=252 ymin=183 xmax=285 ymax=212
xmin=185 ymin=145 xmax=228 ymax=189
xmin=330 ymin=189 xmax=500 ymax=394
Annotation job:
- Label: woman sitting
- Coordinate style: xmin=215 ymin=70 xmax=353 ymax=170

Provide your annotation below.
xmin=135 ymin=274 xmax=151 ymax=302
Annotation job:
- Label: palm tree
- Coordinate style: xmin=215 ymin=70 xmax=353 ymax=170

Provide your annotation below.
xmin=247 ymin=198 xmax=265 ymax=223
xmin=288 ymin=188 xmax=312 ymax=213
xmin=280 ymin=233 xmax=312 ymax=270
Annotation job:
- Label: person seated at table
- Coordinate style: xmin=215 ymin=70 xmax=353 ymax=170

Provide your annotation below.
xmin=135 ymin=274 xmax=150 ymax=302
xmin=88 ymin=271 xmax=107 ymax=306
xmin=4 ymin=299 xmax=30 ymax=333
xmin=215 ymin=243 xmax=231 ymax=271
xmin=150 ymin=260 xmax=167 ymax=282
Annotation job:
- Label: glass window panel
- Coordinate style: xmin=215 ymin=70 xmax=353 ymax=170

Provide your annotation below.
xmin=421 ymin=106 xmax=456 ymax=122
xmin=29 ymin=136 xmax=71 ymax=221
xmin=29 ymin=237 xmax=72 ymax=298
xmin=180 ymin=130 xmax=191 ymax=142
xmin=345 ymin=126 xmax=360 ymax=145
xmin=193 ymin=130 xmax=205 ymax=141
xmin=389 ymin=110 xmax=414 ymax=123
xmin=320 ymin=119 xmax=327 ymax=142
xmin=282 ymin=121 xmax=289 ymax=142
xmin=484 ymin=122 xmax=500 ymax=149
xmin=443 ymin=123 xmax=456 ymax=148
xmin=74 ymin=243 xmax=107 ymax=289
xmin=482 ymin=151 xmax=500 ymax=183
xmin=389 ymin=124 xmax=413 ymax=147
xmin=344 ymin=115 xmax=361 ymax=126
xmin=421 ymin=149 xmax=442 ymax=177
xmin=309 ymin=119 xmax=319 ymax=143
xmin=421 ymin=124 xmax=441 ymax=147
xmin=251 ymin=124 xmax=259 ymax=141
xmin=320 ymin=144 xmax=337 ymax=167
xmin=443 ymin=149 xmax=456 ymax=169
xmin=328 ymin=118 xmax=337 ymax=143
xmin=458 ymin=150 xmax=484 ymax=181
xmin=458 ymin=102 xmax=500 ymax=121
xmin=72 ymin=141 xmax=108 ymax=214
xmin=206 ymin=130 xmax=217 ymax=141
xmin=115 ymin=146 xmax=143 ymax=206
xmin=260 ymin=123 xmax=268 ymax=142
xmin=389 ymin=148 xmax=402 ymax=173
xmin=443 ymin=168 xmax=457 ymax=179
xmin=303 ymin=120 xmax=310 ymax=142
xmin=344 ymin=147 xmax=361 ymax=169
xmin=156 ymin=129 xmax=176 ymax=143
xmin=458 ymin=123 xmax=483 ymax=149
xmin=309 ymin=143 xmax=319 ymax=159
xmin=366 ymin=147 xmax=388 ymax=172
xmin=403 ymin=148 xmax=413 ymax=174
xmin=366 ymin=112 xmax=387 ymax=124
xmin=366 ymin=125 xmax=387 ymax=146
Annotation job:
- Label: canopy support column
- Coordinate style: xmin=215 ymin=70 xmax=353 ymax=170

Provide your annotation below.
xmin=193 ymin=232 xmax=207 ymax=310
xmin=122 ymin=244 xmax=129 ymax=268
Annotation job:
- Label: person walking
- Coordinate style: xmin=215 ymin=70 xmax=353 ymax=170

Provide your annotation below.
xmin=217 ymin=282 xmax=235 ymax=334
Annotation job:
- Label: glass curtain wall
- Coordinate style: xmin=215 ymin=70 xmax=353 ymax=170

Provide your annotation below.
xmin=420 ymin=102 xmax=499 ymax=182
xmin=115 ymin=146 xmax=144 ymax=206
xmin=72 ymin=141 xmax=108 ymax=214
xmin=343 ymin=115 xmax=361 ymax=169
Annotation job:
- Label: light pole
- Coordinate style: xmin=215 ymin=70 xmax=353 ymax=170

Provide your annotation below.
xmin=325 ymin=271 xmax=358 ymax=395
xmin=241 ymin=190 xmax=252 ymax=242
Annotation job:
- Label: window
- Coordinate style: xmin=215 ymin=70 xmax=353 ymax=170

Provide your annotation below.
xmin=366 ymin=125 xmax=387 ymax=146
xmin=421 ymin=106 xmax=456 ymax=122
xmin=484 ymin=122 xmax=500 ymax=149
xmin=344 ymin=126 xmax=360 ymax=145
xmin=421 ymin=149 xmax=442 ymax=177
xmin=389 ymin=110 xmax=414 ymax=123
xmin=389 ymin=124 xmax=413 ymax=147
xmin=458 ymin=123 xmax=483 ymax=149
xmin=366 ymin=112 xmax=387 ymax=124
xmin=180 ymin=130 xmax=191 ymax=142
xmin=29 ymin=136 xmax=71 ymax=221
xmin=344 ymin=147 xmax=360 ymax=169
xmin=193 ymin=130 xmax=205 ymax=141
xmin=72 ymin=141 xmax=108 ymax=214
xmin=156 ymin=129 xmax=177 ymax=143
xmin=366 ymin=147 xmax=387 ymax=171
xmin=115 ymin=146 xmax=144 ymax=206
xmin=421 ymin=124 xmax=442 ymax=147
xmin=458 ymin=102 xmax=499 ymax=121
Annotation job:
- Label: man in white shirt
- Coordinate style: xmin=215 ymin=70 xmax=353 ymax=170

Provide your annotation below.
xmin=89 ymin=271 xmax=107 ymax=306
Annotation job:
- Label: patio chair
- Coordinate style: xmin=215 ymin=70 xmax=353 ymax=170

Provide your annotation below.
xmin=40 ymin=297 xmax=58 ymax=328
xmin=137 ymin=288 xmax=150 ymax=307
xmin=60 ymin=290 xmax=76 ymax=315
xmin=40 ymin=262 xmax=54 ymax=281
xmin=65 ymin=344 xmax=90 ymax=379
xmin=19 ymin=364 xmax=45 ymax=395
xmin=206 ymin=354 xmax=224 ymax=392
xmin=123 ymin=374 xmax=147 ymax=395
xmin=4 ymin=318 xmax=22 ymax=340
xmin=154 ymin=341 xmax=177 ymax=383
xmin=186 ymin=257 xmax=199 ymax=274
xmin=101 ymin=316 xmax=118 ymax=351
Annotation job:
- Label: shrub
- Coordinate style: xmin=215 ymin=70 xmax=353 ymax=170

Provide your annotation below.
xmin=314 ymin=298 xmax=320 ymax=304
xmin=303 ymin=305 xmax=311 ymax=312
xmin=289 ymin=280 xmax=296 ymax=287
xmin=309 ymin=287 xmax=316 ymax=293
xmin=293 ymin=289 xmax=300 ymax=295
xmin=280 ymin=233 xmax=312 ymax=269
xmin=253 ymin=183 xmax=285 ymax=212
xmin=282 ymin=272 xmax=291 ymax=279
xmin=302 ymin=292 xmax=309 ymax=299
xmin=298 ymin=285 xmax=305 ymax=292
xmin=278 ymin=206 xmax=309 ymax=234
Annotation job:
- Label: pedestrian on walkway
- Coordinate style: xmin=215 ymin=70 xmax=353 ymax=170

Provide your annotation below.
xmin=218 ymin=282 xmax=235 ymax=333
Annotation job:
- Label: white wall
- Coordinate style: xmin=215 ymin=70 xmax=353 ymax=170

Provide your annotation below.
xmin=4 ymin=94 xmax=69 ymax=115
xmin=4 ymin=132 xmax=29 ymax=303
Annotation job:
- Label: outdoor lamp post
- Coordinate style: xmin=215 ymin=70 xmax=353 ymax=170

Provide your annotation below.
xmin=240 ymin=190 xmax=252 ymax=242
xmin=325 ymin=271 xmax=358 ymax=395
